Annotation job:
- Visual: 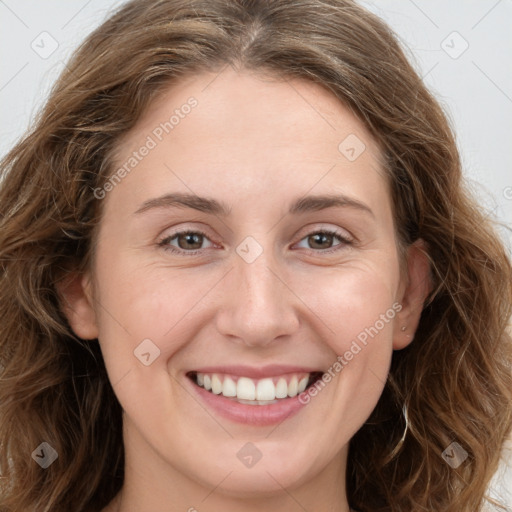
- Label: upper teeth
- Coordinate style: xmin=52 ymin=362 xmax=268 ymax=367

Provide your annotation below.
xmin=195 ymin=373 xmax=310 ymax=402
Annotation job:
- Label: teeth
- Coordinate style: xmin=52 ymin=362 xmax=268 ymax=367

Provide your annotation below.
xmin=211 ymin=374 xmax=222 ymax=394
xmin=256 ymin=378 xmax=275 ymax=401
xmin=237 ymin=377 xmax=256 ymax=400
xmin=194 ymin=372 xmax=311 ymax=404
xmin=276 ymin=378 xmax=288 ymax=398
xmin=287 ymin=376 xmax=298 ymax=397
xmin=238 ymin=399 xmax=279 ymax=406
xmin=222 ymin=376 xmax=237 ymax=397
xmin=298 ymin=376 xmax=308 ymax=393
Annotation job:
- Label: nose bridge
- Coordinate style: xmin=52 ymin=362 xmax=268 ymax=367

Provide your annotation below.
xmin=239 ymin=253 xmax=279 ymax=310
xmin=215 ymin=243 xmax=299 ymax=346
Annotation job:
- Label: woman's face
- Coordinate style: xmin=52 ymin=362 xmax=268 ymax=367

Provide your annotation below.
xmin=67 ymin=67 xmax=427 ymax=504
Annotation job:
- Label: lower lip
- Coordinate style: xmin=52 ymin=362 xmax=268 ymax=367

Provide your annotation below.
xmin=188 ymin=378 xmax=308 ymax=426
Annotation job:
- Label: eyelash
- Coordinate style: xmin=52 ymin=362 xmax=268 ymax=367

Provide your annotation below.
xmin=157 ymin=228 xmax=353 ymax=256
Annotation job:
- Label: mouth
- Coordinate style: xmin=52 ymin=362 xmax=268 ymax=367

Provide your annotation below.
xmin=186 ymin=370 xmax=324 ymax=406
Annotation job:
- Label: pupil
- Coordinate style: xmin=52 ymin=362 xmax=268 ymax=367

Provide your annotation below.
xmin=310 ymin=233 xmax=332 ymax=249
xmin=179 ymin=233 xmax=202 ymax=250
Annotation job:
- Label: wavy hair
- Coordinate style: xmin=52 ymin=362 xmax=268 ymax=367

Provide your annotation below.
xmin=0 ymin=1 xmax=511 ymax=511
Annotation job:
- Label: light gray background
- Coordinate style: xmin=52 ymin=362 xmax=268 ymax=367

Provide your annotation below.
xmin=1 ymin=0 xmax=511 ymax=508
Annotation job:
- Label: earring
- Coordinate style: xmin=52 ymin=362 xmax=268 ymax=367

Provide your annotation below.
xmin=401 ymin=326 xmax=407 ymax=331
xmin=385 ymin=404 xmax=410 ymax=463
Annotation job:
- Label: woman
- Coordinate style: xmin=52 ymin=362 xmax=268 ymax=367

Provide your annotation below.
xmin=0 ymin=1 xmax=510 ymax=511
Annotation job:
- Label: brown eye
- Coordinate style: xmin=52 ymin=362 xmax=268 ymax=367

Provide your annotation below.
xmin=176 ymin=232 xmax=204 ymax=250
xmin=295 ymin=229 xmax=352 ymax=253
xmin=307 ymin=232 xmax=336 ymax=249
xmin=159 ymin=230 xmax=214 ymax=253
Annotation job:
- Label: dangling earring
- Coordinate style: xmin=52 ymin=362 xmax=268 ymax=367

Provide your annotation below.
xmin=385 ymin=404 xmax=410 ymax=463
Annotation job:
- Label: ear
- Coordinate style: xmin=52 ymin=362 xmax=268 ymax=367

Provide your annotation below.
xmin=56 ymin=271 xmax=99 ymax=340
xmin=393 ymin=239 xmax=432 ymax=350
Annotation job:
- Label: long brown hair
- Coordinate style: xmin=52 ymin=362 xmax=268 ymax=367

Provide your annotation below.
xmin=1 ymin=1 xmax=511 ymax=511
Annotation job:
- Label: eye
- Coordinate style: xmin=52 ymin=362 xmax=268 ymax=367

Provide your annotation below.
xmin=157 ymin=228 xmax=352 ymax=256
xmin=295 ymin=229 xmax=352 ymax=252
xmin=158 ymin=230 xmax=214 ymax=254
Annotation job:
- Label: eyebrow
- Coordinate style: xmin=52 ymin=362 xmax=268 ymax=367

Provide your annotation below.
xmin=134 ymin=192 xmax=374 ymax=218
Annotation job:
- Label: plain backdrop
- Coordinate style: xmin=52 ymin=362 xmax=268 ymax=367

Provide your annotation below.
xmin=1 ymin=0 xmax=511 ymax=509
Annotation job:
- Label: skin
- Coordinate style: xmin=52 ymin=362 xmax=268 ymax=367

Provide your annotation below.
xmin=59 ymin=66 xmax=430 ymax=512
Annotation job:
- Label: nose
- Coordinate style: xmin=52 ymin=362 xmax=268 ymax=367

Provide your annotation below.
xmin=214 ymin=249 xmax=300 ymax=348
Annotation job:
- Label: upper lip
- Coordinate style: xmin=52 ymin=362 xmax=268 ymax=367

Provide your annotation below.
xmin=188 ymin=365 xmax=323 ymax=379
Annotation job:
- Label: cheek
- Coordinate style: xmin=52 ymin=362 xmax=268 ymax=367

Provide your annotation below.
xmin=292 ymin=262 xmax=399 ymax=427
xmin=92 ymin=248 xmax=225 ymax=377
xmin=293 ymin=259 xmax=400 ymax=351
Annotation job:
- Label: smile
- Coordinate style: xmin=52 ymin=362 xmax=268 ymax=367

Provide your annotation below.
xmin=191 ymin=371 xmax=321 ymax=404
xmin=186 ymin=368 xmax=324 ymax=424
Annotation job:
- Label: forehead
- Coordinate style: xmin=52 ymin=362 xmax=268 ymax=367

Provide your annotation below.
xmin=106 ymin=67 xmax=390 ymax=217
